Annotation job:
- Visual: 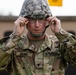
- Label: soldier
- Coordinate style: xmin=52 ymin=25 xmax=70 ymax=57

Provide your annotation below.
xmin=0 ymin=0 xmax=76 ymax=75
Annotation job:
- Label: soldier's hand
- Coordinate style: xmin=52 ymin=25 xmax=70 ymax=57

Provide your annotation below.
xmin=14 ymin=16 xmax=29 ymax=36
xmin=47 ymin=16 xmax=61 ymax=33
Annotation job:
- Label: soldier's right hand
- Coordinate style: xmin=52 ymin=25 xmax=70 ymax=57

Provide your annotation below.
xmin=14 ymin=16 xmax=29 ymax=36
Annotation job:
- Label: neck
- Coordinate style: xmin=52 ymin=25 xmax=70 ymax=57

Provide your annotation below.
xmin=27 ymin=32 xmax=45 ymax=41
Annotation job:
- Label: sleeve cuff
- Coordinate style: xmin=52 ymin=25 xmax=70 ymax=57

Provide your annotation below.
xmin=55 ymin=29 xmax=72 ymax=42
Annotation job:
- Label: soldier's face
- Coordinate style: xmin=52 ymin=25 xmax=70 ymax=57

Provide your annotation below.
xmin=27 ymin=18 xmax=47 ymax=35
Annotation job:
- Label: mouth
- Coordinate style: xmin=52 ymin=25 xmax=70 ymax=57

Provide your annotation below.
xmin=34 ymin=29 xmax=41 ymax=34
xmin=34 ymin=29 xmax=40 ymax=31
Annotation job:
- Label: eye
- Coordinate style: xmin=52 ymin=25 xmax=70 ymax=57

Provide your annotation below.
xmin=38 ymin=19 xmax=45 ymax=23
xmin=29 ymin=19 xmax=36 ymax=23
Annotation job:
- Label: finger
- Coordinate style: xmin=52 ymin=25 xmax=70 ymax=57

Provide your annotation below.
xmin=20 ymin=18 xmax=29 ymax=25
xmin=51 ymin=21 xmax=56 ymax=25
xmin=20 ymin=21 xmax=25 ymax=26
xmin=47 ymin=17 xmax=53 ymax=22
xmin=24 ymin=20 xmax=29 ymax=25
xmin=51 ymin=19 xmax=56 ymax=25
xmin=19 ymin=17 xmax=27 ymax=24
xmin=50 ymin=17 xmax=58 ymax=25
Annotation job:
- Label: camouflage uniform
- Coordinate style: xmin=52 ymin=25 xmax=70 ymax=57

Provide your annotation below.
xmin=0 ymin=0 xmax=76 ymax=75
xmin=0 ymin=31 xmax=76 ymax=75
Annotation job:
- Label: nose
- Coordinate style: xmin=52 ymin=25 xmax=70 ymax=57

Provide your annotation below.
xmin=35 ymin=20 xmax=40 ymax=27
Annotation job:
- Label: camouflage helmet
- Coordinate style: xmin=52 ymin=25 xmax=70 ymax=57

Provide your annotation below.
xmin=19 ymin=0 xmax=52 ymax=19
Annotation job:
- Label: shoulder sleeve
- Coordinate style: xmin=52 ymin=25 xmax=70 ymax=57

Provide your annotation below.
xmin=55 ymin=29 xmax=76 ymax=67
xmin=0 ymin=34 xmax=21 ymax=71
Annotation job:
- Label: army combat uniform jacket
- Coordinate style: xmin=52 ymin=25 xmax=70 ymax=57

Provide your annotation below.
xmin=0 ymin=31 xmax=76 ymax=75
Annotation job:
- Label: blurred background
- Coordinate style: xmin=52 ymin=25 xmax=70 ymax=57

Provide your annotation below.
xmin=0 ymin=0 xmax=76 ymax=75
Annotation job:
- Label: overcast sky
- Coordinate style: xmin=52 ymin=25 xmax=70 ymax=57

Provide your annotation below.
xmin=0 ymin=0 xmax=76 ymax=16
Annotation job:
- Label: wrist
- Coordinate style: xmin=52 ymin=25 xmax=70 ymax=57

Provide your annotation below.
xmin=59 ymin=29 xmax=68 ymax=34
xmin=59 ymin=28 xmax=63 ymax=34
xmin=53 ymin=28 xmax=62 ymax=34
xmin=55 ymin=28 xmax=68 ymax=36
xmin=10 ymin=32 xmax=20 ymax=39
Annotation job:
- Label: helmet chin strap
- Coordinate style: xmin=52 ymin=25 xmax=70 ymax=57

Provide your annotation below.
xmin=28 ymin=30 xmax=45 ymax=38
xmin=27 ymin=24 xmax=49 ymax=38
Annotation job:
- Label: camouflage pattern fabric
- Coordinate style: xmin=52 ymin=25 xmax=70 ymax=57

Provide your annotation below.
xmin=0 ymin=30 xmax=76 ymax=75
xmin=19 ymin=0 xmax=52 ymax=19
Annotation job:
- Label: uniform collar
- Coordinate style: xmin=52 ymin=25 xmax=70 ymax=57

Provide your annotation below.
xmin=17 ymin=34 xmax=52 ymax=52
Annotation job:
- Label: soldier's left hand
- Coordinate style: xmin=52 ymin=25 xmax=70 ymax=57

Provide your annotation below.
xmin=47 ymin=16 xmax=61 ymax=33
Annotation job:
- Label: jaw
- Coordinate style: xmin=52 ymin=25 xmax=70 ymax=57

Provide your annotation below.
xmin=28 ymin=31 xmax=44 ymax=37
xmin=27 ymin=31 xmax=45 ymax=40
